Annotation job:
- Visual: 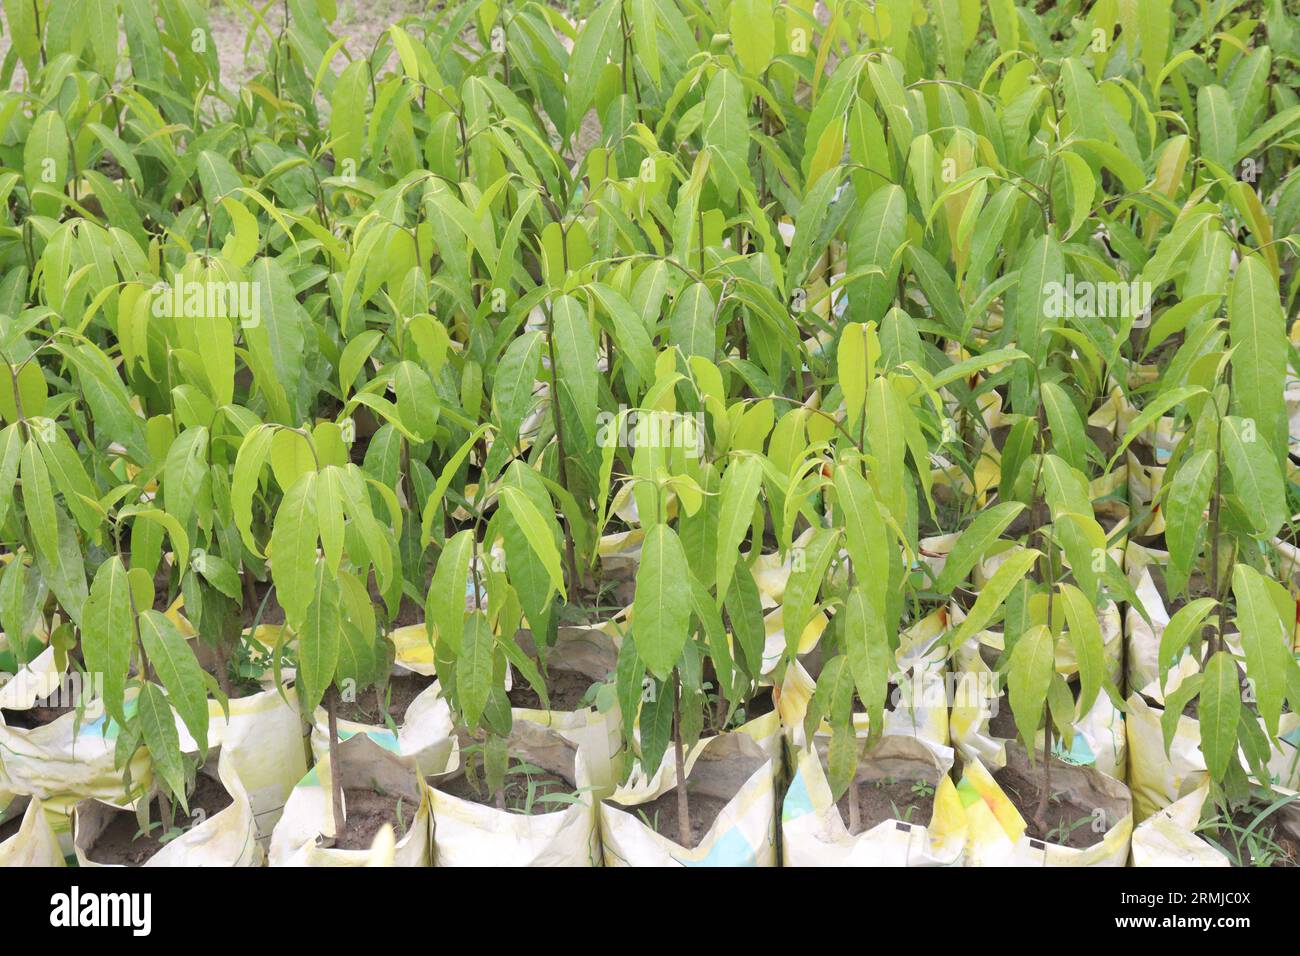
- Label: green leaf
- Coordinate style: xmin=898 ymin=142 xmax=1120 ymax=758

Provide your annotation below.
xmin=138 ymin=609 xmax=209 ymax=756
xmin=82 ymin=557 xmax=135 ymax=727
xmin=780 ymin=527 xmax=840 ymax=659
xmin=23 ymin=112 xmax=69 ymax=217
xmin=945 ymin=549 xmax=1040 ymax=647
xmin=298 ymin=563 xmax=340 ymax=715
xmin=715 ymin=455 xmax=763 ymax=599
xmin=232 ymin=425 xmax=274 ymax=556
xmin=843 ymin=585 xmax=891 ymax=742
xmin=495 ymin=329 xmax=544 ymax=445
xmin=1197 ymin=85 xmax=1237 ymax=171
xmin=566 ymin=0 xmax=622 ymax=130
xmin=934 ymin=502 xmax=1025 ymax=594
xmin=1157 ymin=598 xmax=1217 ymax=689
xmin=1008 ymin=624 xmax=1055 ymax=755
xmin=1164 ymin=450 xmax=1215 ymax=595
xmin=1057 ymin=582 xmax=1103 ymax=720
xmin=725 ymin=554 xmax=765 ymax=679
xmin=847 ymin=185 xmax=906 ymax=327
xmin=1106 ymin=386 xmax=1203 ymax=471
xmin=428 ymin=527 xmax=475 ymax=653
xmin=729 ymin=0 xmax=774 ymax=77
xmin=331 ymin=59 xmax=370 ymax=167
xmin=1040 ymin=382 xmax=1089 ymax=473
xmin=1012 ymin=235 xmax=1063 ymax=414
xmin=703 ymin=67 xmax=751 ymax=198
xmin=1058 ymin=151 xmax=1096 ymax=241
xmin=498 ymin=485 xmax=566 ymax=600
xmin=20 ymin=438 xmax=58 ymax=562
xmin=1199 ymin=651 xmax=1241 ymax=783
xmin=631 ymin=524 xmax=693 ymax=679
xmin=269 ymin=472 xmax=319 ymax=630
xmin=163 ymin=426 xmax=209 ymax=531
xmin=1221 ymin=415 xmax=1285 ymax=539
xmin=1232 ymin=564 xmax=1288 ymax=738
xmin=833 ymin=464 xmax=890 ymax=609
xmin=838 ymin=322 xmax=879 ymax=435
xmin=1228 ymin=257 xmax=1287 ymax=460
xmin=459 ymin=611 xmax=495 ymax=729
xmin=0 ymin=425 xmax=22 ymax=529
xmin=638 ymin=678 xmax=673 ymax=775
xmin=138 ymin=682 xmax=186 ymax=805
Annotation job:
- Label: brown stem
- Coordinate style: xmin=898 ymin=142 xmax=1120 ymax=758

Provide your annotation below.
xmin=1034 ymin=723 xmax=1052 ymax=834
xmin=1206 ymin=415 xmax=1225 ymax=663
xmin=673 ymin=671 xmax=691 ymax=846
xmin=241 ymin=568 xmax=259 ymax=619
xmin=325 ymin=687 xmax=345 ymax=846
xmin=159 ymin=790 xmax=174 ymax=832
xmin=214 ymin=638 xmax=234 ymax=698
xmin=543 ymin=300 xmax=580 ymax=589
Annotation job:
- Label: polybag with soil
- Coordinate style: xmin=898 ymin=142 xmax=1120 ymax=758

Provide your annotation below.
xmin=428 ymin=720 xmax=600 ymax=866
xmin=72 ymin=747 xmax=262 ymax=866
xmin=507 ymin=627 xmax=623 ymax=795
xmin=957 ymin=744 xmax=1132 ymax=866
xmin=270 ymin=733 xmax=431 ymax=866
xmin=782 ymin=733 xmax=966 ymax=866
xmin=600 ymin=731 xmax=776 ymax=866
xmin=0 ymin=796 xmax=65 ymax=866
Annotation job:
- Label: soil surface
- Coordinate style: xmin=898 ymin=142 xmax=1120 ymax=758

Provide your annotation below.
xmin=0 ymin=813 xmax=22 ymax=844
xmin=630 ymin=789 xmax=731 ymax=849
xmin=994 ymin=763 xmax=1104 ymax=849
xmin=336 ymin=672 xmax=434 ymax=725
xmin=242 ymin=580 xmax=285 ymax=627
xmin=86 ymin=774 xmax=233 ymax=865
xmin=0 ymin=675 xmax=81 ymax=728
xmin=334 ymin=785 xmax=413 ymax=851
xmin=0 ymin=702 xmax=73 ymax=729
xmin=208 ymin=0 xmax=426 ymax=91
xmin=438 ymin=763 xmax=577 ymax=815
xmin=506 ymin=665 xmax=595 ymax=712
xmin=744 ymin=687 xmax=775 ymax=720
xmin=836 ymin=777 xmax=936 ymax=834
xmin=987 ymin=695 xmax=1017 ymax=741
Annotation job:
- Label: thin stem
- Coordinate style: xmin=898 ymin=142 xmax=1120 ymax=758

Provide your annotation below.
xmin=672 ymin=670 xmax=691 ymax=846
xmin=325 ymin=687 xmax=345 ymax=845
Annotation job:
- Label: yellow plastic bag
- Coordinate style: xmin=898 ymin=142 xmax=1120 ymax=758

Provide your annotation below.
xmin=177 ymin=686 xmax=308 ymax=843
xmin=270 ymin=733 xmax=431 ymax=866
xmin=0 ymin=647 xmax=148 ymax=811
xmin=600 ymin=731 xmax=776 ymax=866
xmin=1130 ymin=783 xmax=1230 ymax=866
xmin=956 ymin=750 xmax=1132 ymax=866
xmin=310 ymin=681 xmax=455 ymax=778
xmin=782 ymin=734 xmax=965 ymax=866
xmin=428 ymin=721 xmax=600 ymax=866
xmin=0 ymin=796 xmax=65 ymax=866
xmin=509 ymin=627 xmax=623 ymax=794
xmin=72 ymin=748 xmax=262 ymax=867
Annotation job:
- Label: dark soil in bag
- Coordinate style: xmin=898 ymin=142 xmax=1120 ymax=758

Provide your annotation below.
xmin=86 ymin=774 xmax=233 ymax=865
xmin=507 ymin=665 xmax=596 ymax=712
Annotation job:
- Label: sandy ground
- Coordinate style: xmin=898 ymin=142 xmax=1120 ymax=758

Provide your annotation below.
xmin=0 ymin=1 xmax=603 ymax=159
xmin=205 ymin=0 xmax=429 ymax=88
xmin=0 ymin=0 xmax=431 ymax=89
